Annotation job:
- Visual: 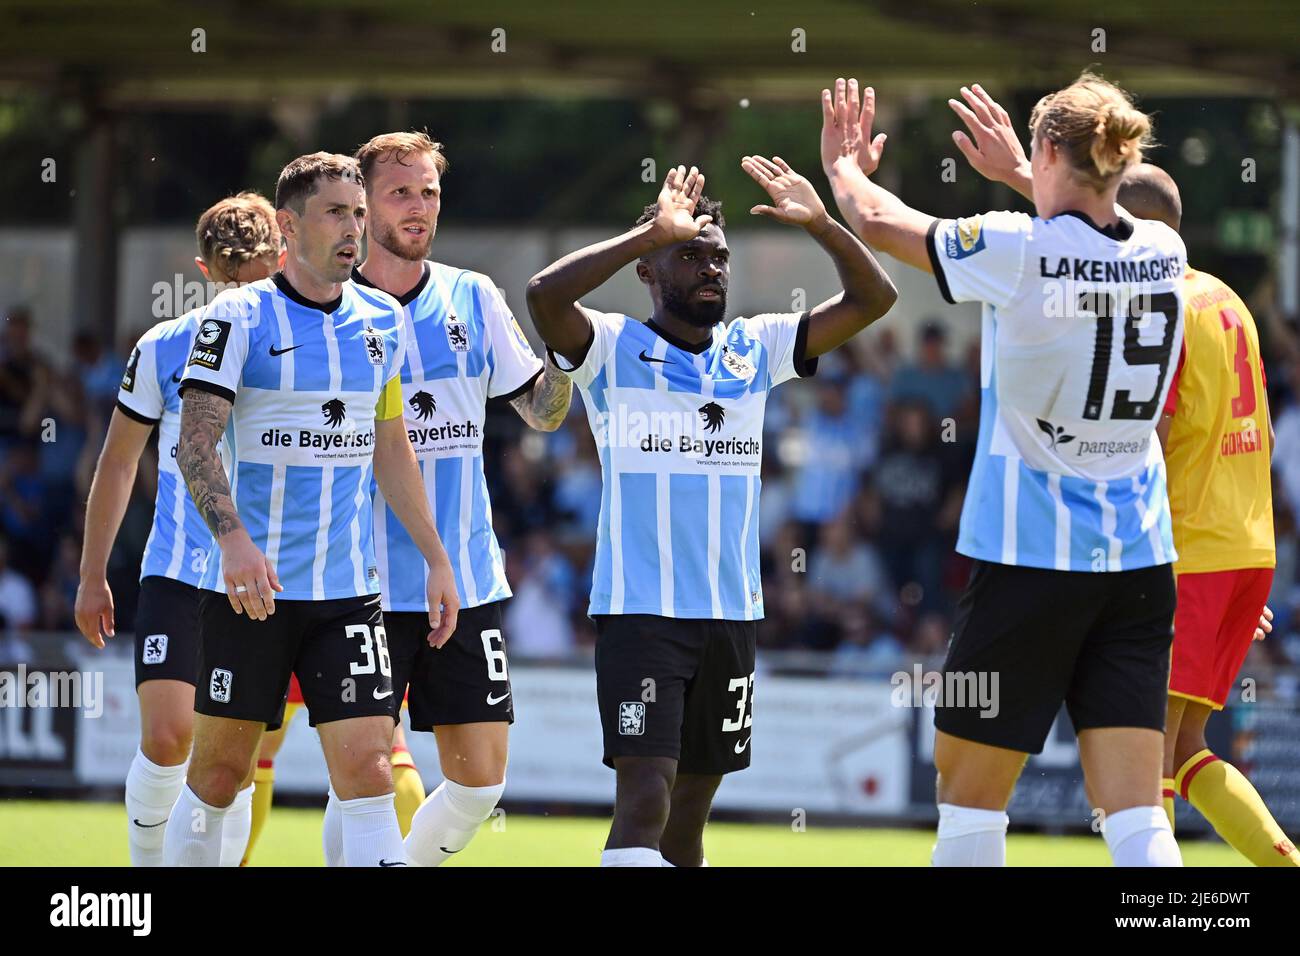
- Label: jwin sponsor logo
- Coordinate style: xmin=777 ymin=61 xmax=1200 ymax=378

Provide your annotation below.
xmin=890 ymin=664 xmax=999 ymax=719
xmin=50 ymin=887 xmax=151 ymax=936
xmin=0 ymin=665 xmax=103 ymax=719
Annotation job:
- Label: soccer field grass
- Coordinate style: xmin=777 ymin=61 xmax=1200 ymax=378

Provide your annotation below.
xmin=0 ymin=800 xmax=1247 ymax=867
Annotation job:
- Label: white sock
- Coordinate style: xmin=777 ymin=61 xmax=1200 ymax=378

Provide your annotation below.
xmin=322 ymin=788 xmax=345 ymax=867
xmin=601 ymin=847 xmax=666 ymax=867
xmin=340 ymin=792 xmax=407 ymax=867
xmin=1103 ymin=805 xmax=1183 ymax=867
xmin=219 ymin=784 xmax=254 ymax=867
xmin=162 ymin=784 xmax=228 ymax=867
xmin=125 ymin=748 xmax=189 ymax=867
xmin=404 ymin=779 xmax=505 ymax=867
xmin=931 ymin=803 xmax=1009 ymax=867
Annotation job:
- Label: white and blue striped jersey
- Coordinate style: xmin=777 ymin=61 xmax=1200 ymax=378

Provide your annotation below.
xmin=354 ymin=262 xmax=543 ymax=612
xmin=179 ymin=273 xmax=406 ymax=601
xmin=557 ymin=309 xmax=817 ymax=619
xmin=116 ymin=313 xmax=217 ymax=587
xmin=926 ymin=208 xmax=1186 ymax=571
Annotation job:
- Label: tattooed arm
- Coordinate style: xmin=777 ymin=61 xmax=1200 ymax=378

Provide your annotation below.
xmin=178 ymin=388 xmax=281 ymax=619
xmin=509 ymin=356 xmax=573 ymax=432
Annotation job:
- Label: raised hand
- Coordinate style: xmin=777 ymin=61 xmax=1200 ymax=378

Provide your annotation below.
xmin=653 ymin=165 xmax=712 ymax=243
xmin=742 ymin=155 xmax=828 ymax=227
xmin=821 ymin=78 xmax=887 ymax=178
xmin=949 ymin=83 xmax=1031 ymax=191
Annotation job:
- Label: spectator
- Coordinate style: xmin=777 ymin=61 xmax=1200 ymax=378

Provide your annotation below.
xmin=888 ymin=321 xmax=973 ymax=422
xmin=807 ymin=512 xmax=893 ymax=616
xmin=0 ymin=306 xmax=53 ymax=448
xmin=871 ymin=401 xmax=963 ymax=613
xmin=503 ymin=533 xmax=577 ymax=658
xmin=0 ymin=536 xmax=37 ymax=633
xmin=788 ymin=374 xmax=871 ymax=544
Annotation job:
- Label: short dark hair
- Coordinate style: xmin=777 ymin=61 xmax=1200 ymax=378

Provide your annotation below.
xmin=634 ymin=194 xmax=725 ymax=230
xmin=1117 ymin=163 xmax=1182 ymax=231
xmin=275 ymin=152 xmax=363 ymax=213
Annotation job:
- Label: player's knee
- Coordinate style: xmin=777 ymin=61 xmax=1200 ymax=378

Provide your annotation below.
xmin=187 ymin=761 xmax=246 ymax=808
xmin=332 ymin=745 xmax=395 ymax=798
xmin=140 ymin=719 xmax=193 ymax=767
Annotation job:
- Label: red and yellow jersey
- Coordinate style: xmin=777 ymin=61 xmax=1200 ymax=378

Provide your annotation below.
xmin=1163 ymin=268 xmax=1274 ymax=573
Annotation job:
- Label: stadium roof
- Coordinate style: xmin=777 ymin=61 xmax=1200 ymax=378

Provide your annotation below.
xmin=4 ymin=0 xmax=1299 ymax=106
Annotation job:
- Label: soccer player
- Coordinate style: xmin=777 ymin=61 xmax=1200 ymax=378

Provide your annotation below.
xmin=161 ymin=152 xmax=459 ymax=867
xmin=947 ymin=87 xmax=1297 ymax=866
xmin=1124 ymin=167 xmax=1297 ymax=865
xmin=75 ymin=192 xmax=281 ymax=867
xmin=527 ymin=161 xmax=897 ymax=866
xmin=823 ymin=74 xmax=1186 ymax=866
xmin=342 ymin=131 xmax=571 ymax=866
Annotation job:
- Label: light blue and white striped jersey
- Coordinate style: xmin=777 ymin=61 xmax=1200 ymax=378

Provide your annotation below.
xmin=354 ymin=262 xmax=542 ymax=612
xmin=179 ymin=273 xmax=406 ymax=601
xmin=116 ymin=313 xmax=216 ymax=587
xmin=926 ymin=208 xmax=1186 ymax=571
xmin=557 ymin=309 xmax=817 ymax=619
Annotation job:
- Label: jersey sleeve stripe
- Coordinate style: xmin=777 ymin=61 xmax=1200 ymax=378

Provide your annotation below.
xmin=179 ymin=378 xmax=236 ymax=404
xmin=115 ymin=398 xmax=160 ymax=426
xmin=925 ymin=218 xmax=957 ymax=305
xmin=792 ymin=311 xmax=819 ymax=378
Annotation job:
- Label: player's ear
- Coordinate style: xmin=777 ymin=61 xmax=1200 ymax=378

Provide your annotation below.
xmin=635 ymin=259 xmax=654 ymax=286
xmin=195 ymin=257 xmax=211 ymax=281
xmin=276 ymin=207 xmax=296 ymax=243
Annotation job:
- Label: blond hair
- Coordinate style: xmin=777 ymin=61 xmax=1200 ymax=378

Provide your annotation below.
xmin=354 ymin=130 xmax=449 ymax=185
xmin=1030 ymin=72 xmax=1153 ymax=191
xmin=195 ymin=192 xmax=280 ymax=283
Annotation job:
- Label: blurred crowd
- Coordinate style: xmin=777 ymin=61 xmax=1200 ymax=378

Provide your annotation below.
xmin=2 ymin=300 xmax=1300 ymax=690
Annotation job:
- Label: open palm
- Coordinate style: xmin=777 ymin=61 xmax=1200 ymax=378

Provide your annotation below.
xmin=655 ymin=165 xmax=712 ymax=241
xmin=742 ymin=155 xmax=826 ymax=226
xmin=821 ymin=77 xmax=887 ymax=177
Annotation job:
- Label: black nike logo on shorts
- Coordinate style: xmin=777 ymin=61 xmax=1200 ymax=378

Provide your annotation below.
xmin=638 ymin=350 xmax=670 ymax=364
xmin=378 ymin=859 xmax=407 ymax=866
xmin=269 ymin=344 xmax=303 ymax=356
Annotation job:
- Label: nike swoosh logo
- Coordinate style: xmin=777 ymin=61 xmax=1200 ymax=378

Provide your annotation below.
xmin=734 ymin=737 xmax=750 ymax=754
xmin=133 ymin=818 xmax=166 ymax=828
xmin=269 ymin=344 xmax=303 ymax=356
xmin=171 ymin=373 xmax=182 ymax=383
xmin=379 ymin=859 xmax=406 ymax=867
xmin=440 ymin=847 xmax=461 ymax=854
xmin=373 ymin=688 xmax=394 ymax=700
xmin=638 ymin=350 xmax=671 ymax=365
xmin=485 ymin=691 xmax=510 ymax=706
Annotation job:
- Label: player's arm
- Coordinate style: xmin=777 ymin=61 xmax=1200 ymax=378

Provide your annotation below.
xmin=740 ymin=154 xmax=897 ymax=357
xmin=372 ymin=396 xmax=459 ymax=647
xmin=178 ymin=388 xmax=281 ymax=620
xmin=75 ymin=409 xmax=154 ymax=647
xmin=509 ymin=355 xmax=572 ymax=432
xmin=820 ymin=79 xmax=936 ymax=273
xmin=526 ymin=165 xmax=714 ymax=366
xmin=948 ymin=83 xmax=1035 ymax=202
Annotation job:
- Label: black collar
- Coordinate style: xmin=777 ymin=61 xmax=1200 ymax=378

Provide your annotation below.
xmin=273 ymin=272 xmax=343 ymax=313
xmin=646 ymin=317 xmax=714 ymax=354
xmin=352 ymin=261 xmax=431 ymax=307
xmin=1059 ymin=209 xmax=1134 ymax=241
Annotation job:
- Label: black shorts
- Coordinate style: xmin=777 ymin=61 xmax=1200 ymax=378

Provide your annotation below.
xmin=935 ymin=559 xmax=1175 ymax=754
xmin=594 ymin=614 xmax=756 ymax=776
xmin=387 ymin=600 xmax=514 ymax=731
xmin=195 ymin=592 xmax=396 ymax=729
xmin=134 ymin=576 xmax=203 ymax=689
